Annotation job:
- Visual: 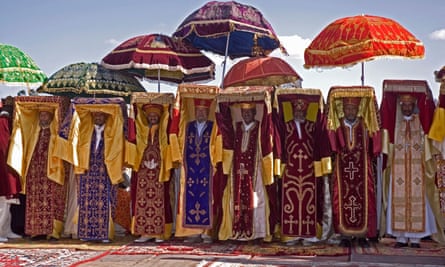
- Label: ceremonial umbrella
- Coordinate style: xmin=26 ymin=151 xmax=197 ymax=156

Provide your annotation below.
xmin=223 ymin=56 xmax=301 ymax=88
xmin=37 ymin=62 xmax=145 ymax=103
xmin=173 ymin=1 xmax=287 ymax=86
xmin=0 ymin=43 xmax=47 ymax=91
xmin=304 ymin=14 xmax=425 ymax=85
xmin=101 ymin=34 xmax=215 ymax=92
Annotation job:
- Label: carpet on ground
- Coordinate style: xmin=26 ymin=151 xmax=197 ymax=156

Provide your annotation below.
xmin=354 ymin=237 xmax=445 ymax=257
xmin=111 ymin=240 xmax=348 ymax=257
xmin=0 ymin=248 xmax=110 ymax=267
xmin=197 ymin=260 xmax=287 ymax=267
xmin=0 ymin=235 xmax=133 ymax=250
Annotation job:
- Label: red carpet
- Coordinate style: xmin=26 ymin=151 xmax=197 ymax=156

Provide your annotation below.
xmin=0 ymin=248 xmax=109 ymax=267
xmin=353 ymin=237 xmax=445 ymax=257
xmin=111 ymin=240 xmax=348 ymax=257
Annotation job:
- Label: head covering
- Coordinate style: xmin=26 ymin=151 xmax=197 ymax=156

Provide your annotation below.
xmin=194 ymin=98 xmax=212 ymax=109
xmin=399 ymin=94 xmax=416 ymax=105
xmin=36 ymin=105 xmax=55 ymax=114
xmin=239 ymin=102 xmax=256 ymax=110
xmin=142 ymin=103 xmax=163 ymax=117
xmin=292 ymin=99 xmax=309 ymax=111
xmin=343 ymin=97 xmax=361 ymax=106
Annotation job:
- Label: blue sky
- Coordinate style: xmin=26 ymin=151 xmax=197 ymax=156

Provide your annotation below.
xmin=1 ymin=0 xmax=444 ymax=102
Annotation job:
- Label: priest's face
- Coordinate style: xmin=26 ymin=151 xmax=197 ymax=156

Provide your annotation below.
xmin=344 ymin=104 xmax=358 ymax=123
xmin=241 ymin=108 xmax=256 ymax=124
xmin=146 ymin=112 xmax=160 ymax=126
xmin=39 ymin=111 xmax=53 ymax=128
xmin=400 ymin=101 xmax=415 ymax=117
xmin=92 ymin=112 xmax=108 ymax=126
xmin=293 ymin=109 xmax=306 ymax=121
xmin=195 ymin=106 xmax=209 ymax=123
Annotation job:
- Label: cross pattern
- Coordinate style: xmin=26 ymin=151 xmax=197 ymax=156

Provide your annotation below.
xmin=344 ymin=195 xmax=361 ymax=223
xmin=283 ymin=214 xmax=298 ymax=234
xmin=189 ymin=201 xmax=206 ymax=222
xmin=344 ymin=161 xmax=359 ymax=180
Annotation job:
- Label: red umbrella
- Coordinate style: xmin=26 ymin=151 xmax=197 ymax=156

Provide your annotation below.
xmin=173 ymin=1 xmax=287 ymax=86
xmin=223 ymin=56 xmax=301 ymax=88
xmin=304 ymin=14 xmax=425 ymax=85
xmin=101 ymin=34 xmax=215 ymax=92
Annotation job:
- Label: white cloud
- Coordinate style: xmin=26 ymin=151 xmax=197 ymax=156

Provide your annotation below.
xmin=429 ymin=29 xmax=445 ymax=40
xmin=105 ymin=39 xmax=121 ymax=45
xmin=271 ymin=34 xmax=311 ymax=60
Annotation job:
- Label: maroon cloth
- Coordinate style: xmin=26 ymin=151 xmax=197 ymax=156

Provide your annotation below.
xmin=25 ymin=128 xmax=66 ymax=236
xmin=380 ymin=91 xmax=435 ymax=143
xmin=0 ymin=116 xmax=21 ymax=197
xmin=332 ymin=119 xmax=377 ymax=238
xmin=280 ymin=120 xmax=322 ymax=237
xmin=232 ymin=121 xmax=259 ymax=239
xmin=131 ymin=129 xmax=172 ymax=236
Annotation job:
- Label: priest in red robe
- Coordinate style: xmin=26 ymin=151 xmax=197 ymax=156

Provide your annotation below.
xmin=126 ymin=93 xmax=176 ymax=243
xmin=8 ymin=96 xmax=69 ymax=240
xmin=274 ymin=89 xmax=332 ymax=245
xmin=327 ymin=86 xmax=381 ymax=248
xmin=216 ymin=87 xmax=276 ymax=242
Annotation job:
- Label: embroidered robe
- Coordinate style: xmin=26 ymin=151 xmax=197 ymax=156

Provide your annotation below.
xmin=281 ymin=120 xmax=321 ymax=237
xmin=232 ymin=121 xmax=267 ymax=240
xmin=332 ymin=119 xmax=377 ymax=237
xmin=182 ymin=121 xmax=213 ymax=228
xmin=25 ymin=127 xmax=66 ymax=237
xmin=131 ymin=127 xmax=172 ymax=236
xmin=77 ymin=130 xmax=117 ymax=241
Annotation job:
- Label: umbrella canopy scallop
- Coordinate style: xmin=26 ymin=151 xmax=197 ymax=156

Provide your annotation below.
xmin=304 ymin=14 xmax=425 ymax=69
xmin=173 ymin=1 xmax=287 ymax=59
xmin=101 ymin=34 xmax=215 ymax=85
xmin=223 ymin=56 xmax=301 ymax=88
xmin=0 ymin=43 xmax=47 ymax=87
xmin=38 ymin=62 xmax=145 ymax=101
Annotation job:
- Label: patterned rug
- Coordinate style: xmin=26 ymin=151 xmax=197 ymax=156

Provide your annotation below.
xmin=0 ymin=248 xmax=110 ymax=267
xmin=111 ymin=240 xmax=348 ymax=257
xmin=353 ymin=237 xmax=445 ymax=257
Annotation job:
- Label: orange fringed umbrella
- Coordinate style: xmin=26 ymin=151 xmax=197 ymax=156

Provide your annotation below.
xmin=223 ymin=56 xmax=301 ymax=88
xmin=304 ymin=14 xmax=425 ymax=85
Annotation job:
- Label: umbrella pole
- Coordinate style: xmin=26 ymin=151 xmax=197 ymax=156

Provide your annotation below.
xmin=158 ymin=69 xmax=161 ymax=93
xmin=361 ymin=62 xmax=365 ymax=86
xmin=221 ymin=32 xmax=231 ymax=89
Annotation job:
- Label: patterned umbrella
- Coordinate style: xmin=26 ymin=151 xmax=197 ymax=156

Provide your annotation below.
xmin=37 ymin=62 xmax=145 ymax=102
xmin=223 ymin=56 xmax=301 ymax=88
xmin=173 ymin=1 xmax=287 ymax=86
xmin=304 ymin=14 xmax=425 ymax=85
xmin=0 ymin=43 xmax=47 ymax=87
xmin=101 ymin=34 xmax=215 ymax=92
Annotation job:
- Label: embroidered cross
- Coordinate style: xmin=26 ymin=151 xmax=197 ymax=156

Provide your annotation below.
xmin=190 ymin=146 xmax=207 ymax=165
xmin=344 ymin=195 xmax=361 ymax=223
xmin=284 ymin=214 xmax=298 ymax=234
xmin=294 ymin=149 xmax=308 ymax=173
xmin=189 ymin=202 xmax=206 ymax=222
xmin=187 ymin=132 xmax=195 ymax=144
xmin=147 ymin=188 xmax=155 ymax=198
xmin=345 ymin=162 xmax=358 ymax=180
xmin=302 ymin=215 xmax=315 ymax=235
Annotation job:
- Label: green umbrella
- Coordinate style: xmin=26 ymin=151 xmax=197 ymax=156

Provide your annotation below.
xmin=38 ymin=62 xmax=146 ymax=102
xmin=0 ymin=43 xmax=47 ymax=87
